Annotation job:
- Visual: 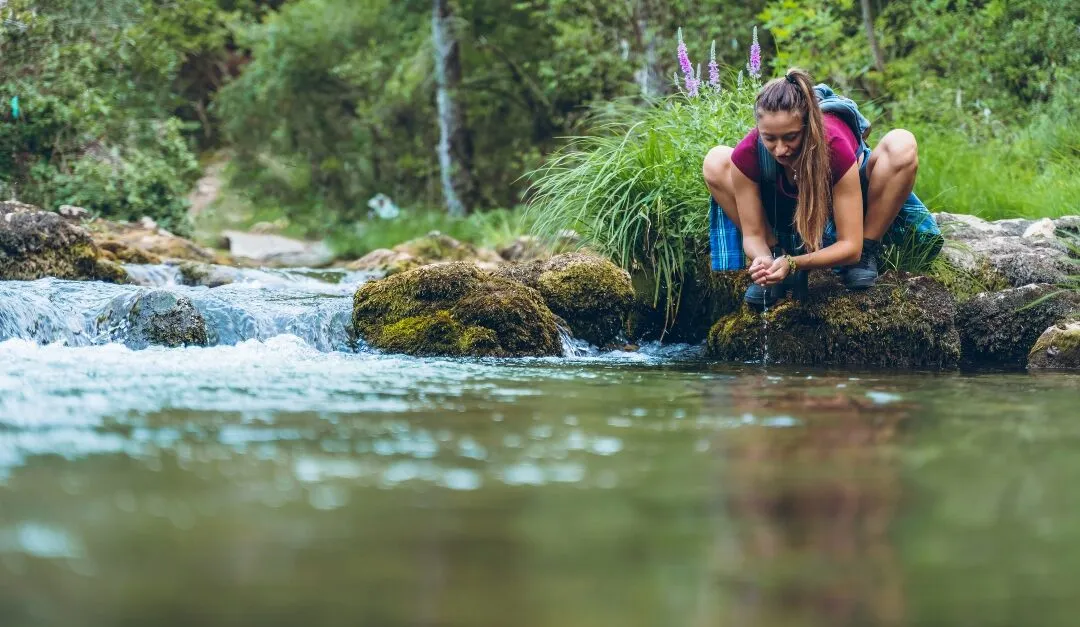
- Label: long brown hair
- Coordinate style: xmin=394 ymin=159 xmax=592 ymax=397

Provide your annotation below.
xmin=754 ymin=68 xmax=830 ymax=252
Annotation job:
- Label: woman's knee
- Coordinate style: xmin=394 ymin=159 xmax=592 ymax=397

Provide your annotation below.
xmin=879 ymin=129 xmax=918 ymax=173
xmin=702 ymin=145 xmax=735 ymax=187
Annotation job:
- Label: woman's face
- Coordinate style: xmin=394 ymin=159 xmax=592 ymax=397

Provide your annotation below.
xmin=757 ymin=110 xmax=805 ymax=167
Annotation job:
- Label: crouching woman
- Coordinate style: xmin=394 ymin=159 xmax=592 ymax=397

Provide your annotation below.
xmin=702 ymin=68 xmax=941 ymax=308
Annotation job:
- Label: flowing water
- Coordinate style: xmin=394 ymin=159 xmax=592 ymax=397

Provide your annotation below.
xmin=2 ymin=266 xmax=1080 ymax=627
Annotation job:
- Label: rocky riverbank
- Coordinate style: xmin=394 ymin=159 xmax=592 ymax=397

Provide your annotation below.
xmin=2 ymin=201 xmax=1077 ymax=369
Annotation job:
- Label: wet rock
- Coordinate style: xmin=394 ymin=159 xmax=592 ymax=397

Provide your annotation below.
xmin=494 ymin=252 xmax=633 ymax=347
xmin=1028 ymin=320 xmax=1080 ymax=370
xmin=100 ymin=290 xmax=208 ymax=349
xmin=1 ymin=205 xmax=128 ymax=283
xmin=352 ymin=262 xmax=561 ymax=357
xmin=343 ymin=248 xmax=424 ymax=276
xmin=708 ymin=273 xmax=960 ymax=369
xmin=392 ymin=231 xmax=504 ymax=269
xmin=935 ymin=212 xmax=1075 ymax=288
xmin=176 ymin=261 xmax=236 ymax=288
xmin=957 ymin=284 xmax=1080 ymax=367
xmin=57 ymin=204 xmax=90 ymax=220
xmin=628 ymin=255 xmax=751 ymax=344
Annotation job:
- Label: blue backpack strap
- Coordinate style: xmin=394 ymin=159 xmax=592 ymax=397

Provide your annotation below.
xmin=755 ymin=134 xmax=779 ymax=183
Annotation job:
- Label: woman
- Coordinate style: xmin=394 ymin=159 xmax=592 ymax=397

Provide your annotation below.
xmin=702 ymin=68 xmax=940 ymax=307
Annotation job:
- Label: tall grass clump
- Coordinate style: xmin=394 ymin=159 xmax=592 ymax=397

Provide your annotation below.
xmin=524 ymin=29 xmax=759 ymax=324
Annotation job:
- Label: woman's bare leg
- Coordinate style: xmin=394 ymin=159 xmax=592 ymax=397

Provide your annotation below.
xmin=864 ymin=129 xmax=919 ymax=241
xmin=703 ymin=146 xmax=777 ymax=247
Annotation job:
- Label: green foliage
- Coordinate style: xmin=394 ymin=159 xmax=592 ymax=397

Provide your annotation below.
xmin=326 ymin=207 xmax=533 ymax=259
xmin=524 ymin=76 xmax=759 ymax=324
xmin=0 ymin=0 xmax=260 ymax=233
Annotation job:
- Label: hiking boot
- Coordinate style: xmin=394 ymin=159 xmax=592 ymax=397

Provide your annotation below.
xmin=744 ymin=280 xmax=786 ymax=309
xmin=843 ymin=238 xmax=882 ymax=290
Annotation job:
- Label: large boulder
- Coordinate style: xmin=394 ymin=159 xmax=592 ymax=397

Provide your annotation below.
xmin=1028 ymin=320 xmax=1080 ymax=370
xmin=1 ymin=204 xmax=127 ymax=282
xmin=957 ymin=284 xmax=1080 ymax=367
xmin=708 ymin=273 xmax=961 ymax=369
xmin=352 ymin=262 xmax=561 ymax=357
xmin=494 ymin=252 xmax=634 ymax=347
xmin=84 ymin=215 xmax=225 ymax=264
xmin=934 ymin=213 xmax=1075 ymax=289
xmin=99 ymin=290 xmax=208 ymax=349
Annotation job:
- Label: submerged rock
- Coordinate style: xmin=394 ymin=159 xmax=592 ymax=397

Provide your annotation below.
xmin=495 ymin=252 xmax=634 ymax=347
xmin=957 ymin=284 xmax=1080 ymax=367
xmin=1028 ymin=320 xmax=1080 ymax=369
xmin=707 ymin=273 xmax=960 ymax=369
xmin=352 ymin=262 xmax=561 ymax=357
xmin=1 ymin=205 xmax=128 ymax=283
xmin=100 ymin=290 xmax=208 ymax=349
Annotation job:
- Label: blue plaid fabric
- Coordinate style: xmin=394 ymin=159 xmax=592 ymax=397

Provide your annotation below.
xmin=708 ymin=197 xmax=745 ymax=271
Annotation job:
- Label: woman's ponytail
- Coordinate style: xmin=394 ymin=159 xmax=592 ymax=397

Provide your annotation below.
xmin=755 ymin=68 xmax=831 ymax=252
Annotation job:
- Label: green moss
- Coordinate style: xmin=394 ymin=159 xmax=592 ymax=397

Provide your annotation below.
xmin=708 ymin=272 xmax=961 ymax=369
xmin=353 ymin=262 xmax=561 ymax=357
xmin=494 ymin=252 xmax=634 ymax=347
xmin=929 ymin=256 xmax=1010 ymax=303
xmin=393 ymin=232 xmax=479 ymax=262
xmin=374 ymin=311 xmax=498 ymax=356
xmin=1028 ymin=323 xmax=1080 ymax=369
xmin=627 ymin=256 xmax=751 ymax=344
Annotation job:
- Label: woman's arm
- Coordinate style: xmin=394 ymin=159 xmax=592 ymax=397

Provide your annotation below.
xmin=731 ymin=166 xmax=775 ymax=266
xmin=791 ymin=163 xmax=863 ymax=270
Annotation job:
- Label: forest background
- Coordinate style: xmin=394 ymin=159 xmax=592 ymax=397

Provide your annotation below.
xmin=1 ymin=0 xmax=1077 ymax=257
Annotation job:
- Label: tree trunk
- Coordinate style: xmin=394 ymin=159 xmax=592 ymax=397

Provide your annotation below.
xmin=860 ymin=0 xmax=886 ymax=73
xmin=632 ymin=0 xmax=664 ymax=99
xmin=432 ymin=0 xmax=475 ymax=217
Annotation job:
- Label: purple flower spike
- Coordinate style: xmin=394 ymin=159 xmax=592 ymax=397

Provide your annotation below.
xmin=677 ymin=28 xmax=694 ymax=80
xmin=747 ymin=26 xmax=761 ymax=80
xmin=708 ymin=40 xmax=720 ymax=89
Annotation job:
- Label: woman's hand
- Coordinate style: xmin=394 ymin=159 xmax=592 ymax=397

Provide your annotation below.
xmin=751 ymin=256 xmax=791 ymax=286
xmin=748 ymin=255 xmax=773 ymax=283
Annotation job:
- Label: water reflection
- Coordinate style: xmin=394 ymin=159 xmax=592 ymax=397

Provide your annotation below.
xmin=700 ymin=376 xmax=908 ymax=626
xmin=1 ymin=358 xmax=1079 ymax=627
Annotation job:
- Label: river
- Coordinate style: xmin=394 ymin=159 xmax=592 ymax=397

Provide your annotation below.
xmin=2 ymin=266 xmax=1078 ymax=626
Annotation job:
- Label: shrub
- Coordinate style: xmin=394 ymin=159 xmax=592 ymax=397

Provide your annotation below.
xmin=524 ymin=30 xmax=760 ymax=326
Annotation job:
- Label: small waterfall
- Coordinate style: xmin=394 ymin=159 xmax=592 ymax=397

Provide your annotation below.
xmin=123 ymin=264 xmax=183 ymax=287
xmin=0 ymin=266 xmax=371 ymax=352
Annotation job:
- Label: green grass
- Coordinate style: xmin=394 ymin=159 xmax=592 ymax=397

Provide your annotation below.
xmin=523 ymin=81 xmax=760 ymax=325
xmin=325 ymin=207 xmax=535 ymax=259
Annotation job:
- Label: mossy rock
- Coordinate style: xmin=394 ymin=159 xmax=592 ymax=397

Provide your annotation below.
xmin=707 ymin=272 xmax=961 ymax=369
xmin=1028 ymin=320 xmax=1080 ymax=369
xmin=343 ymin=248 xmax=424 ymax=276
xmin=957 ymin=284 xmax=1080 ymax=367
xmin=352 ymin=262 xmax=561 ymax=357
xmin=0 ymin=207 xmax=128 ymax=283
xmin=494 ymin=252 xmax=633 ymax=347
xmin=392 ymin=231 xmax=503 ymax=266
xmin=627 ymin=253 xmax=751 ymax=344
xmin=97 ymin=239 xmax=163 ymax=265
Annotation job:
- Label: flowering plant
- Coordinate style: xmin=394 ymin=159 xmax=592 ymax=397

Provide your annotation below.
xmin=525 ymin=29 xmax=765 ymax=332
